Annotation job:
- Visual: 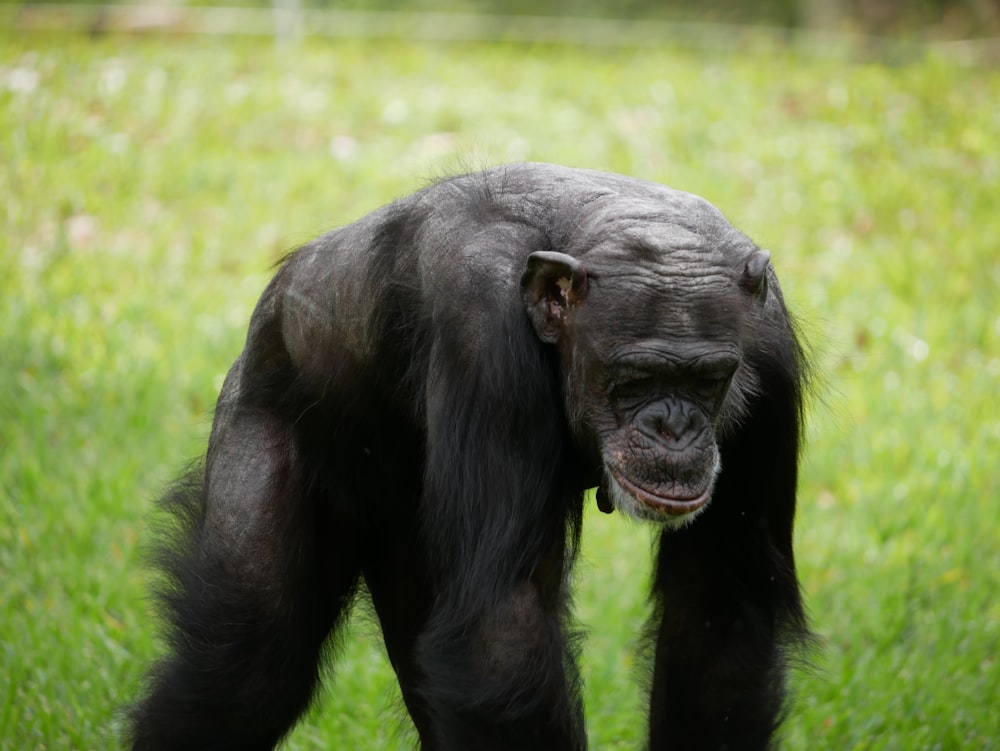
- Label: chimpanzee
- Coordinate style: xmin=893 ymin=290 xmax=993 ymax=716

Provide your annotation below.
xmin=127 ymin=163 xmax=810 ymax=751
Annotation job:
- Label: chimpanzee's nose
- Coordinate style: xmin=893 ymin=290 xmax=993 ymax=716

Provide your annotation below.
xmin=641 ymin=398 xmax=697 ymax=447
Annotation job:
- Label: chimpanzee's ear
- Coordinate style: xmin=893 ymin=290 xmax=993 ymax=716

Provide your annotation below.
xmin=520 ymin=251 xmax=588 ymax=344
xmin=739 ymin=249 xmax=770 ymax=301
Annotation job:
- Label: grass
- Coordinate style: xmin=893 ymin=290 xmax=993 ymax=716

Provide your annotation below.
xmin=1 ymin=28 xmax=997 ymax=750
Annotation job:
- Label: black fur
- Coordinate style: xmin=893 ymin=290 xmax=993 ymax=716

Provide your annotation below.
xmin=128 ymin=163 xmax=810 ymax=751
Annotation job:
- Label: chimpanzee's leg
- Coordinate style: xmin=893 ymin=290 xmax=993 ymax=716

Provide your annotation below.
xmin=128 ymin=399 xmax=361 ymax=751
xmin=365 ymin=522 xmax=585 ymax=751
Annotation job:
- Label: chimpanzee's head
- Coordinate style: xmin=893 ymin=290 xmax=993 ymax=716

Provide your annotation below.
xmin=521 ymin=214 xmax=770 ymax=526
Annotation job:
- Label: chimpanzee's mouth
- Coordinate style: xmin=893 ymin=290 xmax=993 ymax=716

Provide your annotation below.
xmin=607 ymin=466 xmax=712 ymax=516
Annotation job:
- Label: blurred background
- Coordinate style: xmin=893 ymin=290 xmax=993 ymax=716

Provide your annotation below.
xmin=1 ymin=1 xmax=998 ymax=749
xmin=5 ymin=0 xmax=1000 ymax=46
xmin=5 ymin=0 xmax=1000 ymax=31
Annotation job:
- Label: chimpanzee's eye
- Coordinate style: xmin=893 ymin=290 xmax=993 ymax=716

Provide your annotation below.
xmin=694 ymin=376 xmax=730 ymax=400
xmin=611 ymin=378 xmax=657 ymax=401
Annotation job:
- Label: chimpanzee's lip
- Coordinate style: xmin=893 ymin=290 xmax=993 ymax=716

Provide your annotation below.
xmin=609 ymin=467 xmax=711 ymax=516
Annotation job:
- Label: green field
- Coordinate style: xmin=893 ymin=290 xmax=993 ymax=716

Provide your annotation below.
xmin=1 ymin=28 xmax=997 ymax=750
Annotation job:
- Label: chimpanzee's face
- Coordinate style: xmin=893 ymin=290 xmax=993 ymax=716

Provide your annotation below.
xmin=521 ymin=235 xmax=767 ymax=526
xmin=567 ymin=329 xmax=743 ymax=524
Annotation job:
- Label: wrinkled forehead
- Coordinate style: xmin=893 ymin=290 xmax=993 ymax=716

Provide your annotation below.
xmin=578 ymin=222 xmax=752 ymax=349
